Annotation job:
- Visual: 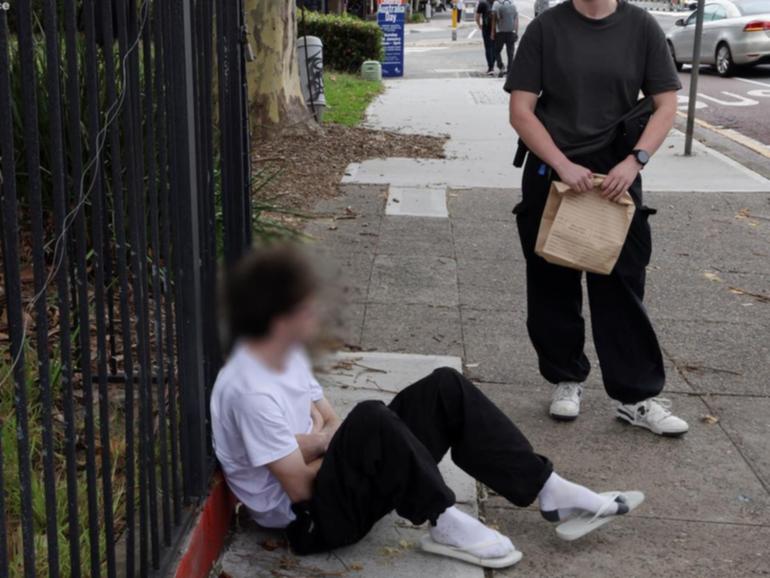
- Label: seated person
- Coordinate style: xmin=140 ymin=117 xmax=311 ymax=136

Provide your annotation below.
xmin=211 ymin=245 xmax=641 ymax=569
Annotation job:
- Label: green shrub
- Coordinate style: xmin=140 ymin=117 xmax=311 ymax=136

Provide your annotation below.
xmin=299 ymin=12 xmax=383 ymax=73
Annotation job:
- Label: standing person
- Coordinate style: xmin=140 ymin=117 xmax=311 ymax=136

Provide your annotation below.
xmin=211 ymin=246 xmax=643 ymax=569
xmin=455 ymin=0 xmax=464 ymax=24
xmin=476 ymin=0 xmax=501 ymax=75
xmin=505 ymin=0 xmax=689 ymax=436
xmin=491 ymin=0 xmax=519 ymax=77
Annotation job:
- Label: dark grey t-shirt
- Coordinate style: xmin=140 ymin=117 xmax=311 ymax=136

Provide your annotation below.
xmin=504 ymin=1 xmax=681 ymax=153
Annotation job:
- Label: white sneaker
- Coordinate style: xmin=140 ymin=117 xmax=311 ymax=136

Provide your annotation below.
xmin=549 ymin=383 xmax=583 ymax=421
xmin=616 ymin=398 xmax=689 ymax=437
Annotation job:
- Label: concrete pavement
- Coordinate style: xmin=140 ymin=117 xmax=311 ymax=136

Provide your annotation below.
xmin=345 ymin=77 xmax=770 ymax=193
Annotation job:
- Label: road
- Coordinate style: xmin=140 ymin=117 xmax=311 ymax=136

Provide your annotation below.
xmin=402 ymin=2 xmax=770 ymax=146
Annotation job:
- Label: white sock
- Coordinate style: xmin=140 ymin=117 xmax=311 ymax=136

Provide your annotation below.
xmin=538 ymin=472 xmax=619 ymax=518
xmin=430 ymin=506 xmax=514 ymax=559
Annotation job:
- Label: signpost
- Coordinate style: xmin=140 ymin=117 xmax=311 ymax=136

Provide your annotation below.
xmin=377 ymin=0 xmax=406 ymax=77
xmin=684 ymin=0 xmax=706 ymax=156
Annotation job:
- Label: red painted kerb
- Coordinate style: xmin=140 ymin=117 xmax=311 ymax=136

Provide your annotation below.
xmin=173 ymin=471 xmax=237 ymax=578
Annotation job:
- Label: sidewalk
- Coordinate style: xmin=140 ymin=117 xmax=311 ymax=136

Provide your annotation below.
xmin=221 ymin=77 xmax=770 ymax=577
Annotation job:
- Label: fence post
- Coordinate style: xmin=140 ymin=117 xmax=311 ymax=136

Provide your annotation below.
xmin=169 ymin=0 xmax=209 ymax=500
xmin=218 ymin=0 xmax=252 ymax=266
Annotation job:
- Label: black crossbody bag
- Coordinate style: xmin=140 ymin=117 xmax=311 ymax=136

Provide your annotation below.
xmin=513 ymin=97 xmax=654 ymax=168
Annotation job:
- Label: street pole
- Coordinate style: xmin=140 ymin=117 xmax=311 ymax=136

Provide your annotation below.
xmin=452 ymin=5 xmax=457 ymax=41
xmin=684 ymin=0 xmax=705 ymax=156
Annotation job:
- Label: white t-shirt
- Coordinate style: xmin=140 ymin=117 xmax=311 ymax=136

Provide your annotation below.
xmin=210 ymin=343 xmax=324 ymax=528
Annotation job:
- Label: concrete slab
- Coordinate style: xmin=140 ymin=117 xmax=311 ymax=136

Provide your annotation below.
xmin=368 ymin=253 xmax=459 ymax=307
xmin=378 ymin=216 xmax=454 ymax=258
xmin=657 ymin=318 xmax=770 ymax=396
xmin=451 ymin=219 xmax=521 ymax=264
xmin=708 ymin=395 xmax=770 ymax=491
xmin=304 ymin=215 xmax=382 ymax=255
xmin=361 ymin=303 xmax=464 ymax=357
xmin=313 ymin=183 xmax=389 ymax=216
xmin=460 ymin=307 xmax=539 ymax=384
xmin=485 ymin=509 xmax=770 ymax=578
xmin=220 ymin=352 xmax=483 ymax=578
xmin=386 ymin=185 xmax=448 ymax=218
xmin=457 ymin=259 xmax=522 ymax=312
xmin=480 ymin=385 xmax=770 ymax=526
xmin=446 ymin=188 xmax=519 ymax=223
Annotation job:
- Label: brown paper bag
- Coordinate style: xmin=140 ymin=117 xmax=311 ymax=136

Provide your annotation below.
xmin=535 ymin=175 xmax=636 ymax=275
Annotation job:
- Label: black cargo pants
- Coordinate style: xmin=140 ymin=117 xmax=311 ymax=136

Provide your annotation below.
xmin=513 ymin=148 xmax=665 ymax=404
xmin=287 ymin=367 xmax=553 ymax=554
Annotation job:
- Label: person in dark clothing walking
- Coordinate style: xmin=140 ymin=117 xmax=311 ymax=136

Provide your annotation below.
xmin=476 ymin=0 xmax=502 ymax=75
xmin=211 ymin=246 xmax=641 ymax=570
xmin=491 ymin=0 xmax=519 ymax=77
xmin=506 ymin=0 xmax=689 ymax=436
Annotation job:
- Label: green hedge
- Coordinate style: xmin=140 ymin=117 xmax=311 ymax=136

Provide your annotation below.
xmin=300 ymin=12 xmax=383 ymax=73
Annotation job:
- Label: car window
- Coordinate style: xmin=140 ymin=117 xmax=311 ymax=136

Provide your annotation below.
xmin=702 ymin=4 xmax=718 ymax=20
xmin=711 ymin=5 xmax=728 ymax=18
xmin=686 ymin=11 xmax=698 ymax=24
xmin=736 ymin=0 xmax=770 ymax=15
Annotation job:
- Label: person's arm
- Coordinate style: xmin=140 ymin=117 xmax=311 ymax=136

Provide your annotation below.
xmin=475 ymin=7 xmax=482 ymax=27
xmin=509 ymin=91 xmax=594 ymax=192
xmin=294 ymin=398 xmax=341 ymax=464
xmin=600 ymin=91 xmax=677 ymax=200
xmin=514 ymin=13 xmax=519 ymax=35
xmin=314 ymin=397 xmax=342 ymax=439
xmin=267 ymin=449 xmax=322 ymax=503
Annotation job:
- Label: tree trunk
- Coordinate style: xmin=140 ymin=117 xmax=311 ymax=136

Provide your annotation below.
xmin=245 ymin=0 xmax=310 ymax=135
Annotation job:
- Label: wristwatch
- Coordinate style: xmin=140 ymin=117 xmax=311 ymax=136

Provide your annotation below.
xmin=632 ymin=149 xmax=651 ymax=168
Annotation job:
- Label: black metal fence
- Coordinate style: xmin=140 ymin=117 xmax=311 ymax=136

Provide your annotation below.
xmin=0 ymin=0 xmax=251 ymax=576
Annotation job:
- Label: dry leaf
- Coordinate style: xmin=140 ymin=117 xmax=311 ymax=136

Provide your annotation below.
xmin=703 ymin=271 xmax=722 ymax=283
xmin=260 ymin=538 xmax=287 ymax=551
xmin=701 ymin=415 xmax=719 ymax=425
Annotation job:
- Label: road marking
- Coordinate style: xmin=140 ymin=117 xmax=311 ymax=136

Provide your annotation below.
xmin=697 ymin=92 xmax=759 ymax=107
xmin=468 ymin=28 xmax=477 ymax=39
xmin=734 ymin=77 xmax=770 ymax=89
xmin=433 ymin=68 xmax=481 ymax=73
xmin=677 ymin=111 xmax=770 ymax=159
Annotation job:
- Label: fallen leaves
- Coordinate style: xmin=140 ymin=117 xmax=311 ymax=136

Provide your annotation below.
xmin=701 ymin=415 xmax=720 ymax=425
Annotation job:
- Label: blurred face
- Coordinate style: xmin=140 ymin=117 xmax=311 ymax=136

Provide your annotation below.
xmin=272 ymin=295 xmax=321 ymax=345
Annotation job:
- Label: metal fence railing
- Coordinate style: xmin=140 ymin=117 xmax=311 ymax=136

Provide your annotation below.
xmin=0 ymin=0 xmax=251 ymax=576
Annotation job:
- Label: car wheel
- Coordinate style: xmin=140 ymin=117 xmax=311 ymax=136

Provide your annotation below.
xmin=668 ymin=41 xmax=684 ymax=72
xmin=716 ymin=43 xmax=735 ymax=77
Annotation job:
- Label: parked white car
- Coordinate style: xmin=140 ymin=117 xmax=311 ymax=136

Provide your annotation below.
xmin=666 ymin=0 xmax=770 ymax=76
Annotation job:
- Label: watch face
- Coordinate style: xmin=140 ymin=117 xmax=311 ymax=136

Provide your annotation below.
xmin=636 ymin=150 xmax=650 ymax=165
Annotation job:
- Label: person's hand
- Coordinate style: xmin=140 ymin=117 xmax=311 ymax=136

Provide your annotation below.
xmin=601 ymin=156 xmax=640 ymax=202
xmin=555 ymin=161 xmax=594 ymax=193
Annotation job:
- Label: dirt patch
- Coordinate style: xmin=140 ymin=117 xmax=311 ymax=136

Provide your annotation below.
xmin=252 ymin=123 xmax=447 ymax=214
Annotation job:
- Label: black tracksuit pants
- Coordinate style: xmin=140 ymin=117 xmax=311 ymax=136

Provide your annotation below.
xmin=495 ymin=31 xmax=516 ymax=71
xmin=513 ymin=149 xmax=665 ymax=404
xmin=287 ymin=367 xmax=553 ymax=555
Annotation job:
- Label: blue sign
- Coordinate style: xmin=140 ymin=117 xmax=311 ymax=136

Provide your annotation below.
xmin=377 ymin=3 xmax=405 ymax=78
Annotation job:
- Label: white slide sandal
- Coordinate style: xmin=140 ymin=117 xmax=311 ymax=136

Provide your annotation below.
xmin=419 ymin=534 xmax=524 ymax=569
xmin=553 ymin=491 xmax=645 ymax=542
